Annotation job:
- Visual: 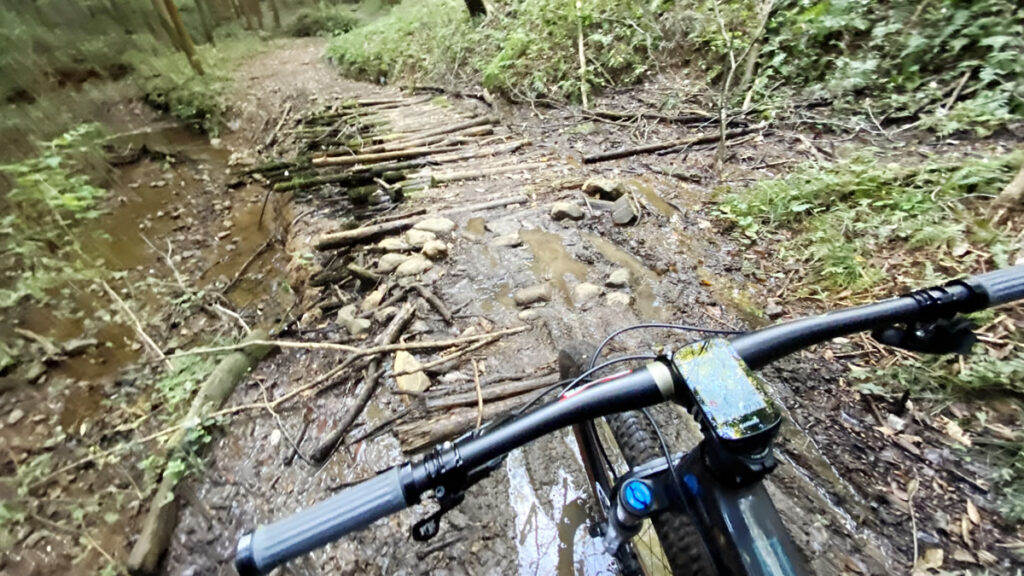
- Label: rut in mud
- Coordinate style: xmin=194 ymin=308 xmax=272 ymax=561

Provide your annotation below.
xmin=3 ymin=38 xmax=1021 ymax=576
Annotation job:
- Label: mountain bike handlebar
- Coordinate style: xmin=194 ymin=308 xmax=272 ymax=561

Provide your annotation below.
xmin=235 ymin=266 xmax=1024 ymax=576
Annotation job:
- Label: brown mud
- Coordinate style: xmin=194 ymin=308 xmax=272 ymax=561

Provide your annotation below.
xmin=2 ymin=38 xmax=1021 ymax=576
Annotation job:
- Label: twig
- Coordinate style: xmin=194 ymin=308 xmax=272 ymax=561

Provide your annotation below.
xmin=412 ymin=284 xmax=453 ymax=324
xmin=583 ymin=124 xmax=765 ymax=164
xmin=223 ymin=235 xmax=275 ymax=293
xmin=258 ymin=379 xmax=310 ymax=465
xmin=391 ymin=333 xmax=506 ymax=377
xmin=167 ymin=325 xmax=528 ymax=359
xmin=141 ymin=234 xmax=188 ymax=292
xmin=101 ymin=280 xmax=172 ymax=370
xmin=472 ymin=359 xmax=484 ymax=430
xmin=907 ymin=476 xmax=920 ymax=570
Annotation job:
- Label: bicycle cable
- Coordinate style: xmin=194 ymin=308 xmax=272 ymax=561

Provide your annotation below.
xmin=640 ymin=407 xmax=685 ymax=504
xmin=587 ymin=323 xmax=743 ymax=371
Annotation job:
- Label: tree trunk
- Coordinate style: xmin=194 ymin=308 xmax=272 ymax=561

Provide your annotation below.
xmin=195 ymin=0 xmax=216 ymax=46
xmin=464 ymin=0 xmax=486 ymax=17
xmin=163 ymin=0 xmax=205 ymax=75
xmin=268 ymin=0 xmax=282 ymax=28
xmin=996 ymin=164 xmax=1024 ymax=208
xmin=150 ymin=0 xmax=184 ymax=50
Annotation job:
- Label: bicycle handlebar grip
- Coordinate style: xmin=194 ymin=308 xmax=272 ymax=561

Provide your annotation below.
xmin=234 ymin=467 xmax=408 ymax=576
xmin=964 ymin=265 xmax=1024 ymax=307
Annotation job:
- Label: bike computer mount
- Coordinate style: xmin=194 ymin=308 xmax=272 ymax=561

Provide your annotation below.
xmin=671 ymin=339 xmax=781 ymax=453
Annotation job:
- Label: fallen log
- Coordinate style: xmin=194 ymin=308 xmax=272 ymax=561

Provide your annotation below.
xmin=359 ymin=124 xmax=494 ymax=155
xmin=127 ymin=331 xmax=273 ymax=575
xmin=587 ymin=108 xmax=749 ymax=125
xmin=397 ymin=393 xmax=531 ymax=452
xmin=313 ymin=145 xmax=463 ymax=167
xmin=582 ymin=123 xmax=766 ymax=164
xmin=310 ymin=302 xmax=416 ymax=463
xmin=315 ymin=194 xmax=529 ymax=250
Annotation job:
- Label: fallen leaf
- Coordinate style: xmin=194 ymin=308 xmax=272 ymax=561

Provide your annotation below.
xmin=906 ymin=477 xmax=920 ymax=500
xmin=977 ymin=550 xmax=997 ymax=565
xmin=966 ymin=500 xmax=981 ymax=525
xmin=943 ymin=419 xmax=973 ymax=447
xmin=961 ymin=515 xmax=972 ymax=548
xmin=875 ymin=425 xmax=898 ymax=437
xmin=985 ymin=422 xmax=1017 ymax=441
xmin=917 ymin=547 xmax=944 ymax=571
xmin=951 ymin=548 xmax=977 ymax=564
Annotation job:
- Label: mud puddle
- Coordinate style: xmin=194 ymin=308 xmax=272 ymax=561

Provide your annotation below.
xmin=582 ymin=232 xmax=664 ymax=321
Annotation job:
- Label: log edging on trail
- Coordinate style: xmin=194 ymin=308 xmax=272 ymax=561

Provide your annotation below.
xmin=582 ymin=123 xmax=767 ymax=164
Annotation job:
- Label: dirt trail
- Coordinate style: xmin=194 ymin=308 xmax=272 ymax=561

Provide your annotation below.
xmin=164 ymin=39 xmax=916 ymax=575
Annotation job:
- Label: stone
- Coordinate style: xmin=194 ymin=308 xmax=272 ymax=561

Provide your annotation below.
xmin=764 ymin=299 xmax=785 ymax=320
xmin=491 ymin=233 xmax=523 ymax=248
xmin=611 ymin=194 xmax=639 ymax=226
xmin=582 ymin=177 xmax=624 ymax=200
xmin=422 ymin=240 xmax=448 ymax=260
xmin=7 ymin=408 xmax=25 ymax=425
xmin=395 ymin=254 xmax=434 ymax=277
xmin=606 ymin=268 xmax=631 ymax=288
xmin=347 ymin=318 xmax=372 ymax=338
xmin=361 ymin=284 xmax=387 ymax=311
xmin=513 ymin=283 xmax=552 ymax=306
xmin=518 ymin=309 xmax=542 ymax=322
xmin=377 ymin=237 xmax=411 ymax=252
xmin=605 ymin=292 xmax=631 ymax=307
xmin=572 ymin=283 xmax=602 ymax=305
xmin=412 ymin=217 xmax=456 ymax=235
xmin=394 ymin=351 xmax=432 ymax=393
xmin=336 ymin=304 xmax=357 ymax=325
xmin=404 ymin=229 xmax=437 ymax=248
xmin=373 ymin=306 xmax=398 ymax=324
xmin=550 ymin=201 xmax=584 ymax=221
xmin=378 ymin=253 xmax=411 ymax=273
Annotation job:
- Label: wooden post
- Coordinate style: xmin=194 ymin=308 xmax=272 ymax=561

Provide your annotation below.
xmin=162 ymin=0 xmax=205 ymax=75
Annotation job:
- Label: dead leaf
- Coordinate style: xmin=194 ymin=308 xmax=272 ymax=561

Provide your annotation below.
xmin=891 ymin=481 xmax=909 ymax=501
xmin=906 ymin=477 xmax=920 ymax=501
xmin=976 ymin=550 xmax=997 ymax=565
xmin=394 ymin=351 xmax=431 ymax=394
xmin=966 ymin=500 xmax=981 ymax=525
xmin=951 ymin=548 xmax=977 ymax=564
xmin=985 ymin=422 xmax=1017 ymax=441
xmin=875 ymin=425 xmax=899 ymax=437
xmin=961 ymin=515 xmax=972 ymax=548
xmin=917 ymin=547 xmax=944 ymax=571
xmin=943 ymin=419 xmax=973 ymax=447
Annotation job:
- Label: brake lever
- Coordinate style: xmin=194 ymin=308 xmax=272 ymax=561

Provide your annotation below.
xmin=411 ymin=448 xmax=506 ymax=541
xmin=872 ymin=316 xmax=977 ymax=355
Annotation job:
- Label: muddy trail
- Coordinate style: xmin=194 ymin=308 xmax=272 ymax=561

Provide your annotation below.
xmin=3 ymin=38 xmax=1020 ymax=576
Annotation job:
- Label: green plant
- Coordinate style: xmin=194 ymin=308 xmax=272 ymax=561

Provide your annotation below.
xmin=287 ymin=5 xmax=364 ymax=37
xmin=718 ymin=149 xmax=1023 ymax=290
xmin=0 ymin=124 xmax=108 ymax=308
xmin=327 ymin=0 xmax=661 ymax=102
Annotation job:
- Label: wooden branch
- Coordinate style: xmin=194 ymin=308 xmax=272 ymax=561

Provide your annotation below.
xmin=425 ymin=373 xmax=558 ymax=412
xmin=412 ymin=284 xmax=452 ymax=323
xmin=169 ymin=325 xmax=529 ymax=359
xmin=310 ymin=303 xmax=416 ymax=463
xmin=424 ymin=161 xmax=549 ymax=184
xmin=312 ymin=145 xmax=463 ymax=167
xmin=101 ymin=281 xmax=171 ymax=370
xmin=359 ymin=122 xmax=494 ymax=154
xmin=315 ymin=194 xmax=529 ymax=250
xmin=582 ymin=124 xmax=765 ymax=164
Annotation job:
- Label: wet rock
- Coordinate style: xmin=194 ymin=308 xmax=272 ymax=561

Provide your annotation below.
xmin=582 ymin=177 xmax=624 ymax=200
xmin=422 ymin=240 xmax=448 ymax=260
xmin=764 ymin=299 xmax=785 ymax=320
xmin=550 ymin=201 xmax=584 ymax=221
xmin=361 ymin=285 xmax=387 ymax=311
xmin=404 ymin=229 xmax=437 ymax=248
xmin=611 ymin=195 xmax=639 ymax=225
xmin=606 ymin=268 xmax=631 ymax=288
xmin=518 ymin=309 xmax=542 ymax=322
xmin=149 ymin=180 xmax=167 ymax=188
xmin=491 ymin=233 xmax=522 ymax=248
xmin=7 ymin=408 xmax=25 ymax=425
xmin=378 ymin=253 xmax=411 ymax=273
xmin=513 ymin=283 xmax=552 ymax=306
xmin=395 ymin=254 xmax=433 ymax=277
xmin=572 ymin=283 xmax=602 ymax=305
xmin=373 ymin=306 xmax=398 ymax=324
xmin=347 ymin=318 xmax=372 ymax=338
xmin=377 ymin=237 xmax=411 ymax=252
xmin=394 ymin=351 xmax=432 ymax=393
xmin=605 ymin=292 xmax=632 ymax=307
xmin=412 ymin=217 xmax=456 ymax=235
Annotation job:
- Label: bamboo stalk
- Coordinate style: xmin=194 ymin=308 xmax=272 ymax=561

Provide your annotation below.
xmin=582 ymin=124 xmax=765 ymax=163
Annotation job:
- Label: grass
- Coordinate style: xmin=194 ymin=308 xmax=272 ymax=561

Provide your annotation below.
xmin=286 ymin=4 xmax=366 ymax=37
xmin=718 ymin=148 xmax=1024 ymax=521
xmin=326 ymin=0 xmax=661 ymax=102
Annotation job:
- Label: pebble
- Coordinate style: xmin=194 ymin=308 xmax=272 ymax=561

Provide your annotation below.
xmin=572 ymin=283 xmax=602 ymax=305
xmin=582 ymin=176 xmax=623 ymax=200
xmin=269 ymin=428 xmax=282 ymax=447
xmin=373 ymin=306 xmax=398 ymax=324
xmin=412 ymin=217 xmax=456 ymax=235
xmin=550 ymin=201 xmax=585 ymax=221
xmin=518 ymin=309 xmax=542 ymax=322
xmin=513 ymin=283 xmax=552 ymax=306
xmin=422 ymin=239 xmax=448 ymax=260
xmin=395 ymin=254 xmax=433 ymax=277
xmin=611 ymin=195 xmax=639 ymax=225
xmin=378 ymin=253 xmax=411 ymax=273
xmin=377 ymin=237 xmax=411 ymax=252
xmin=404 ymin=229 xmax=437 ymax=248
xmin=491 ymin=233 xmax=523 ymax=248
xmin=605 ymin=292 xmax=632 ymax=307
xmin=606 ymin=268 xmax=631 ymax=288
xmin=347 ymin=318 xmax=372 ymax=337
xmin=765 ymin=299 xmax=785 ymax=319
xmin=7 ymin=408 xmax=25 ymax=425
